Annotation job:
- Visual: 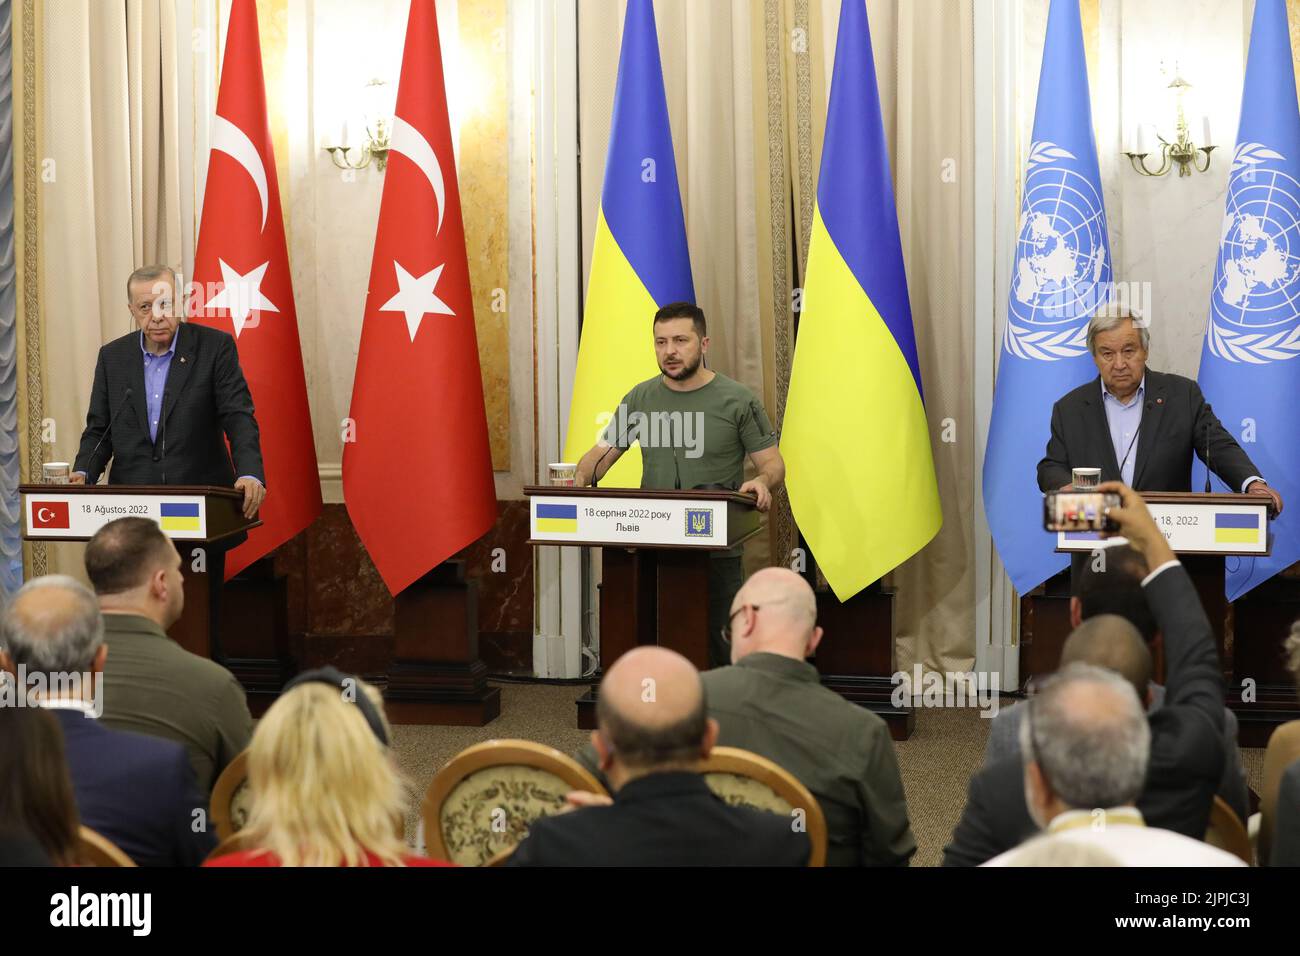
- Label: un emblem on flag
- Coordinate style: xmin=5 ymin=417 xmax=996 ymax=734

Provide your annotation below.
xmin=1005 ymin=141 xmax=1111 ymax=361
xmin=1208 ymin=144 xmax=1300 ymax=364
xmin=684 ymin=508 xmax=713 ymax=538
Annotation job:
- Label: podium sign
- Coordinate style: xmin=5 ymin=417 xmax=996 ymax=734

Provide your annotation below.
xmin=529 ymin=493 xmax=733 ymax=549
xmin=1056 ymin=492 xmax=1270 ymax=555
xmin=25 ymin=491 xmax=209 ymax=540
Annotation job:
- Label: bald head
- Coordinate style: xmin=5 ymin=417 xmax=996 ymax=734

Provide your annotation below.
xmin=1 ymin=575 xmax=105 ymax=676
xmin=596 ymin=647 xmax=708 ymax=771
xmin=727 ymin=567 xmax=820 ymax=662
xmin=1061 ymin=613 xmax=1152 ymax=701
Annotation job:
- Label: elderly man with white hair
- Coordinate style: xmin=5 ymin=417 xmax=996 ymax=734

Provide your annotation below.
xmin=984 ymin=660 xmax=1243 ymax=867
xmin=1037 ymin=306 xmax=1281 ymax=512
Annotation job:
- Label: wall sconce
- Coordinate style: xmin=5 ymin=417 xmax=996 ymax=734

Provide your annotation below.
xmin=322 ymin=79 xmax=393 ymax=172
xmin=1124 ymin=72 xmax=1216 ymax=178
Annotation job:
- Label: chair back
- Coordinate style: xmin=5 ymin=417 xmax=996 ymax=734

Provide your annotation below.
xmin=700 ymin=745 xmax=828 ymax=867
xmin=210 ymin=750 xmax=253 ymax=844
xmin=1205 ymin=795 xmax=1253 ymax=865
xmin=76 ymin=826 xmax=135 ymax=867
xmin=421 ymin=739 xmax=607 ymax=866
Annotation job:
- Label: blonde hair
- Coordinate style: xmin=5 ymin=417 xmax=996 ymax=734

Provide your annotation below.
xmin=242 ymin=681 xmax=411 ymax=867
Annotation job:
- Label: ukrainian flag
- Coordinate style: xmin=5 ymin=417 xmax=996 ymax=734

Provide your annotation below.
xmin=780 ymin=0 xmax=941 ymax=601
xmin=160 ymin=502 xmax=201 ymax=533
xmin=1215 ymin=513 xmax=1261 ymax=546
xmin=536 ymin=503 xmax=578 ymax=534
xmin=561 ymin=0 xmax=694 ymax=489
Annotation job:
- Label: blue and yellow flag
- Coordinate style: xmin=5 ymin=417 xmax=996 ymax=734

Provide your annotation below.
xmin=1195 ymin=0 xmax=1300 ymax=599
xmin=561 ymin=0 xmax=693 ymax=487
xmin=781 ymin=0 xmax=941 ymax=601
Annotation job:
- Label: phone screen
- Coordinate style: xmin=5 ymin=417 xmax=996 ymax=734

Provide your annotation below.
xmin=1043 ymin=491 xmax=1121 ymax=532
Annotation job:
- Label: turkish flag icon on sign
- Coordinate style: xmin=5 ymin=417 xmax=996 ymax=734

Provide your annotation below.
xmin=32 ymin=502 xmax=70 ymax=529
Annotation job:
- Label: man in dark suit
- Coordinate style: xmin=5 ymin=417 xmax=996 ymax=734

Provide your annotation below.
xmin=71 ymin=265 xmax=266 ymax=521
xmin=508 ymin=646 xmax=809 ymax=867
xmin=1037 ymin=310 xmax=1282 ymax=513
xmin=944 ymin=483 xmax=1227 ymax=866
xmin=0 ymin=576 xmax=216 ymax=867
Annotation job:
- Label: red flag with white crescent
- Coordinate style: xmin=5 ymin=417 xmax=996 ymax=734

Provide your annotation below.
xmin=343 ymin=0 xmax=496 ymax=595
xmin=189 ymin=0 xmax=321 ymax=577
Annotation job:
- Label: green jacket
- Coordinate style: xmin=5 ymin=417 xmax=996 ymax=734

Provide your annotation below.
xmin=578 ymin=652 xmax=915 ymax=866
xmin=98 ymin=613 xmax=253 ymax=793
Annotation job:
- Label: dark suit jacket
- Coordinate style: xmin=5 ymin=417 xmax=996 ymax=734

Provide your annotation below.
xmin=505 ymin=771 xmax=810 ymax=867
xmin=52 ymin=708 xmax=216 ymax=867
xmin=1271 ymin=759 xmax=1300 ymax=867
xmin=943 ymin=564 xmax=1226 ymax=866
xmin=1037 ymin=369 xmax=1261 ymax=493
xmin=74 ymin=323 xmax=263 ymax=486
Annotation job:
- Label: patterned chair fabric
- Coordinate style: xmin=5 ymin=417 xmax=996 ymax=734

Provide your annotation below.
xmin=439 ymin=766 xmax=576 ymax=866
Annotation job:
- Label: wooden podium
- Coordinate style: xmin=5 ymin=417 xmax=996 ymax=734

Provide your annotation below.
xmin=19 ymin=484 xmax=260 ymax=661
xmin=524 ymin=485 xmax=760 ymax=728
xmin=1026 ymin=490 xmax=1292 ymax=744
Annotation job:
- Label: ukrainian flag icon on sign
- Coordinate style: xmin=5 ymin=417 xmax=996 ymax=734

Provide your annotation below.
xmin=160 ymin=502 xmax=202 ymax=533
xmin=1214 ymin=512 xmax=1261 ymax=545
xmin=536 ymin=503 xmax=578 ymax=534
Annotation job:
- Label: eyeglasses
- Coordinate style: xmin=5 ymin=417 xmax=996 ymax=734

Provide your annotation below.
xmin=1095 ymin=346 xmax=1141 ymax=365
xmin=720 ymin=604 xmax=759 ymax=645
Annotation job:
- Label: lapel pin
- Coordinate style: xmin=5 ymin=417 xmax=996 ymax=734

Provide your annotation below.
xmin=180 ymin=356 xmax=186 ymax=364
xmin=1156 ymin=397 xmax=1163 ymax=405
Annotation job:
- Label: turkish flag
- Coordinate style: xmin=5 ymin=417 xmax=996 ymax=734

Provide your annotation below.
xmin=31 ymin=502 xmax=70 ymax=530
xmin=343 ymin=0 xmax=496 ymax=596
xmin=189 ymin=0 xmax=321 ymax=578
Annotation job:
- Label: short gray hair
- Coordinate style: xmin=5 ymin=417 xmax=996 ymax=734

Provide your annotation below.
xmin=126 ymin=265 xmax=177 ymax=303
xmin=1087 ymin=308 xmax=1149 ymax=355
xmin=1019 ymin=662 xmax=1150 ymax=810
xmin=1 ymin=575 xmax=105 ymax=675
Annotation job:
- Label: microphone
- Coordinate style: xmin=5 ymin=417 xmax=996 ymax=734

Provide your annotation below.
xmin=590 ymin=445 xmax=615 ymax=489
xmin=1204 ymin=402 xmax=1213 ymax=493
xmin=159 ymin=388 xmax=170 ymax=485
xmin=85 ymin=387 xmax=133 ymax=480
xmin=673 ymin=447 xmax=682 ymax=490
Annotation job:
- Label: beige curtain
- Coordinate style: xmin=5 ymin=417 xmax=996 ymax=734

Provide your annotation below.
xmin=38 ymin=0 xmax=182 ymax=575
xmin=575 ymin=0 xmax=978 ymax=675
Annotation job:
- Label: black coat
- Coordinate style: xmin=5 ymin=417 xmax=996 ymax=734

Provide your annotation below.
xmin=52 ymin=709 xmax=216 ymax=867
xmin=943 ymin=565 xmax=1227 ymax=866
xmin=1037 ymin=369 xmax=1261 ymax=493
xmin=506 ymin=771 xmax=810 ymax=867
xmin=74 ymin=323 xmax=264 ymax=487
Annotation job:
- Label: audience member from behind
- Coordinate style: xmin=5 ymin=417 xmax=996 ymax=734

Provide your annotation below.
xmin=86 ymin=517 xmax=252 ymax=792
xmin=985 ymin=662 xmax=1242 ymax=867
xmin=1261 ymin=621 xmax=1300 ymax=865
xmin=511 ymin=646 xmax=809 ymax=866
xmin=982 ymin=543 xmax=1247 ymax=821
xmin=688 ymin=566 xmax=912 ymax=865
xmin=0 ymin=706 xmax=80 ymax=866
xmin=0 ymin=576 xmax=215 ymax=866
xmin=206 ymin=668 xmax=447 ymax=867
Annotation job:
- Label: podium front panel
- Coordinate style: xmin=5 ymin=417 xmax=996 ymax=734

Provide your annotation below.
xmin=1056 ymin=499 xmax=1269 ymax=555
xmin=529 ymin=493 xmax=730 ymax=548
xmin=23 ymin=491 xmax=209 ymax=540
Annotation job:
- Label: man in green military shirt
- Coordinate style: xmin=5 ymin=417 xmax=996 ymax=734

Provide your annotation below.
xmin=574 ymin=302 xmax=786 ymax=667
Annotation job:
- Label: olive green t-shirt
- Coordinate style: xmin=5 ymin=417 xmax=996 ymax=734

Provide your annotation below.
xmin=601 ymin=372 xmax=777 ymax=491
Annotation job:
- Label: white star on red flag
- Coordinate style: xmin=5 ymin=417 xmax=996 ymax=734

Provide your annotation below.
xmin=378 ymin=261 xmax=455 ymax=342
xmin=205 ymin=259 xmax=280 ymax=337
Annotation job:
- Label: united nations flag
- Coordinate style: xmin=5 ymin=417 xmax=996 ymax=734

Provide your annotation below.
xmin=983 ymin=0 xmax=1113 ymax=594
xmin=1196 ymin=0 xmax=1300 ymax=599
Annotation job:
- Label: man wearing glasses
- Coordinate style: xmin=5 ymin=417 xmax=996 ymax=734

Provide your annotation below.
xmin=1037 ymin=308 xmax=1282 ymax=514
